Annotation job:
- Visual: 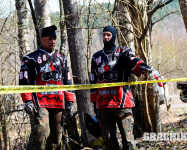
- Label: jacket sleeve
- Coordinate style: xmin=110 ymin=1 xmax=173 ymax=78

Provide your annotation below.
xmin=63 ymin=58 xmax=74 ymax=102
xmin=19 ymin=56 xmax=36 ymax=102
xmin=123 ymin=47 xmax=144 ymax=77
xmin=90 ymin=56 xmax=97 ymax=103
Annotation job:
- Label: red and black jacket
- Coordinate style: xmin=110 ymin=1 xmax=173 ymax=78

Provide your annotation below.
xmin=19 ymin=49 xmax=74 ymax=109
xmin=90 ymin=47 xmax=144 ymax=109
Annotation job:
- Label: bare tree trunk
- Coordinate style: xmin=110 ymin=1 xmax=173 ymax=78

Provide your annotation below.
xmin=116 ymin=0 xmax=162 ymax=134
xmin=62 ymin=0 xmax=94 ymax=146
xmin=0 ymin=59 xmax=2 ymax=149
xmin=118 ymin=1 xmax=150 ymax=134
xmin=117 ymin=0 xmax=135 ymax=52
xmin=179 ymin=0 xmax=187 ymax=32
xmin=28 ymin=0 xmax=41 ymax=48
xmin=59 ymin=0 xmax=68 ymax=55
xmin=15 ymin=0 xmax=29 ymax=61
xmin=146 ymin=27 xmax=162 ymax=133
xmin=86 ymin=0 xmax=92 ymax=76
xmin=0 ymin=58 xmax=9 ymax=150
xmin=140 ymin=1 xmax=155 ymax=133
xmin=146 ymin=2 xmax=162 ymax=133
xmin=34 ymin=0 xmax=51 ymax=34
xmin=1 ymin=105 xmax=9 ymax=150
xmin=126 ymin=0 xmax=162 ymax=133
xmin=115 ymin=0 xmax=143 ymax=137
xmin=0 ymin=131 xmax=2 ymax=150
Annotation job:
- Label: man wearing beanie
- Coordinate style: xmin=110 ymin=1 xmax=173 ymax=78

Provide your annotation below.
xmin=19 ymin=25 xmax=74 ymax=150
xmin=90 ymin=26 xmax=151 ymax=150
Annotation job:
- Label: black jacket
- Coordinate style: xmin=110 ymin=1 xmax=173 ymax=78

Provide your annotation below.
xmin=19 ymin=49 xmax=74 ymax=109
xmin=90 ymin=46 xmax=144 ymax=109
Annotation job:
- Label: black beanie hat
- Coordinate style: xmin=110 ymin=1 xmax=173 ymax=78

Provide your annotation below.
xmin=41 ymin=25 xmax=57 ymax=38
xmin=103 ymin=26 xmax=116 ymax=54
xmin=103 ymin=26 xmax=116 ymax=41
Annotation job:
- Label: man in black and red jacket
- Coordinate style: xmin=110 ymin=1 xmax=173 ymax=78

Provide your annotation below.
xmin=90 ymin=26 xmax=151 ymax=150
xmin=19 ymin=25 xmax=74 ymax=150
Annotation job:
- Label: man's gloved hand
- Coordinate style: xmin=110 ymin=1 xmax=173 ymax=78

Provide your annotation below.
xmin=65 ymin=101 xmax=74 ymax=117
xmin=139 ymin=63 xmax=152 ymax=74
xmin=24 ymin=100 xmax=34 ymax=114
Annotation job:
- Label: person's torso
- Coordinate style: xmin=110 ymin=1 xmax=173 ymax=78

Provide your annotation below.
xmin=27 ymin=49 xmax=67 ymax=108
xmin=92 ymin=47 xmax=135 ymax=109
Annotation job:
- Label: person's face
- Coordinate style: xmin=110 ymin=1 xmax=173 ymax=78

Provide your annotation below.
xmin=41 ymin=36 xmax=56 ymax=50
xmin=103 ymin=31 xmax=112 ymax=43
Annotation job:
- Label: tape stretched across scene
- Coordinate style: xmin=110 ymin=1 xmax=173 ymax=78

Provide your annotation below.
xmin=0 ymin=78 xmax=186 ymax=94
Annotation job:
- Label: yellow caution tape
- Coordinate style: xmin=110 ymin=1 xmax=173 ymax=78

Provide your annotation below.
xmin=0 ymin=78 xmax=186 ymax=94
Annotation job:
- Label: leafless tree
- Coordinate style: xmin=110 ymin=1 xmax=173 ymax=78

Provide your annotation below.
xmin=179 ymin=0 xmax=187 ymax=32
xmin=59 ymin=0 xmax=68 ymax=55
xmin=115 ymin=0 xmax=135 ymax=52
xmin=62 ymin=0 xmax=95 ymax=146
xmin=34 ymin=0 xmax=51 ymax=34
xmin=114 ymin=0 xmax=175 ymax=133
xmin=28 ymin=0 xmax=41 ymax=48
xmin=15 ymin=0 xmax=29 ymax=61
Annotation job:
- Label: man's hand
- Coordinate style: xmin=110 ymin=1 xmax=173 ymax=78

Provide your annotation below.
xmin=139 ymin=63 xmax=152 ymax=74
xmin=65 ymin=102 xmax=74 ymax=117
xmin=24 ymin=100 xmax=34 ymax=114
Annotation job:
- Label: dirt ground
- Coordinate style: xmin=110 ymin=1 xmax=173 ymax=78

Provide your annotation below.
xmin=84 ymin=88 xmax=187 ymax=150
xmin=160 ymin=89 xmax=187 ymax=125
xmin=135 ymin=86 xmax=187 ymax=150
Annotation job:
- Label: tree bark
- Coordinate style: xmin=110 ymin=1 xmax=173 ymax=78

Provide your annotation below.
xmin=124 ymin=0 xmax=162 ymax=133
xmin=15 ymin=0 xmax=29 ymax=60
xmin=62 ymin=0 xmax=94 ymax=146
xmin=179 ymin=0 xmax=187 ymax=32
xmin=117 ymin=0 xmax=135 ymax=52
xmin=34 ymin=0 xmax=51 ymax=34
xmin=0 ymin=61 xmax=9 ymax=150
xmin=59 ymin=0 xmax=68 ymax=55
xmin=116 ymin=0 xmax=144 ymax=137
xmin=0 ymin=131 xmax=2 ymax=150
xmin=28 ymin=0 xmax=41 ymax=48
xmin=146 ymin=2 xmax=162 ymax=133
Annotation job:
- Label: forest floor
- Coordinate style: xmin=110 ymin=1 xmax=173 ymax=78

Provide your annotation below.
xmin=135 ymin=93 xmax=187 ymax=150
xmin=9 ymin=88 xmax=186 ymax=150
xmin=83 ymin=93 xmax=187 ymax=150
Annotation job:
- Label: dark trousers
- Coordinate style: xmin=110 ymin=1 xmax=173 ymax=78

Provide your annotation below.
xmin=27 ymin=108 xmax=63 ymax=150
xmin=97 ymin=108 xmax=135 ymax=150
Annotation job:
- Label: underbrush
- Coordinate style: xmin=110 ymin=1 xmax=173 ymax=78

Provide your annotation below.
xmin=136 ymin=114 xmax=187 ymax=150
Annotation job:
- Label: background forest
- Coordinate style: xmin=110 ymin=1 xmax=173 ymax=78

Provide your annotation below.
xmin=0 ymin=0 xmax=186 ymax=149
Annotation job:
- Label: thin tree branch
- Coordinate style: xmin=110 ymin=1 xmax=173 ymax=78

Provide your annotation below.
xmin=147 ymin=0 xmax=154 ymax=6
xmin=152 ymin=10 xmax=179 ymax=26
xmin=0 ymin=12 xmax=13 ymax=36
xmin=150 ymin=0 xmax=174 ymax=15
xmin=0 ymin=109 xmax=23 ymax=115
xmin=139 ymin=0 xmax=174 ymax=42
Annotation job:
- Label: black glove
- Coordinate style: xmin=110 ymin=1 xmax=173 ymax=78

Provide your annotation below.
xmin=139 ymin=63 xmax=152 ymax=74
xmin=24 ymin=100 xmax=34 ymax=114
xmin=65 ymin=101 xmax=74 ymax=117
